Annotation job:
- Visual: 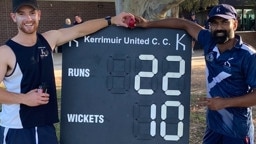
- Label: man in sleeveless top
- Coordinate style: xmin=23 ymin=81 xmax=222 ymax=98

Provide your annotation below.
xmin=0 ymin=0 xmax=134 ymax=144
xmin=135 ymin=4 xmax=256 ymax=144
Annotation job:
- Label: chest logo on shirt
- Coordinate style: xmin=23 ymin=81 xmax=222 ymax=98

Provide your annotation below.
xmin=206 ymin=52 xmax=215 ymax=62
xmin=223 ymin=57 xmax=233 ymax=72
xmin=38 ymin=46 xmax=49 ymax=58
xmin=224 ymin=57 xmax=234 ymax=67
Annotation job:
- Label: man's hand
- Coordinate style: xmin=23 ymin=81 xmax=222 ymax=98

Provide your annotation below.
xmin=199 ymin=97 xmax=227 ymax=110
xmin=112 ymin=12 xmax=135 ymax=28
xmin=134 ymin=15 xmax=149 ymax=28
xmin=22 ymin=89 xmax=50 ymax=107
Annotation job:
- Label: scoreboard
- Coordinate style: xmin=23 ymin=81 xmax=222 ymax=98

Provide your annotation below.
xmin=60 ymin=26 xmax=192 ymax=144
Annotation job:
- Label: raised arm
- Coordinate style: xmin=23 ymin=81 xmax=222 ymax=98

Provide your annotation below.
xmin=135 ymin=17 xmax=204 ymax=42
xmin=43 ymin=12 xmax=134 ymax=49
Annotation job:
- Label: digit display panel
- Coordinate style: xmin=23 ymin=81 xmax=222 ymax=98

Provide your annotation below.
xmin=60 ymin=26 xmax=192 ymax=144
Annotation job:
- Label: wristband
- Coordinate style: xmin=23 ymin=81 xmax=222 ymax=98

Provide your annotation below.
xmin=105 ymin=16 xmax=112 ymax=26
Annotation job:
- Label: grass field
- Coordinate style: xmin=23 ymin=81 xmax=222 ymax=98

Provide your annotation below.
xmin=189 ymin=57 xmax=207 ymax=143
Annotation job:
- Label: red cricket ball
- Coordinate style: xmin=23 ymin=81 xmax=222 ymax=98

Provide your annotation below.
xmin=125 ymin=16 xmax=135 ymax=28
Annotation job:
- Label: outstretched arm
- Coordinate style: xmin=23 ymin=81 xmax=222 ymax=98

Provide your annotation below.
xmin=135 ymin=17 xmax=204 ymax=42
xmin=43 ymin=12 xmax=134 ymax=49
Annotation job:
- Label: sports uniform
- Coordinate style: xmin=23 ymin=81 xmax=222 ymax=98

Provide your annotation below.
xmin=198 ymin=29 xmax=256 ymax=143
xmin=0 ymin=33 xmax=59 ymax=144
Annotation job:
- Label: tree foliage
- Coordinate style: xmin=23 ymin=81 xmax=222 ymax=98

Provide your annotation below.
xmin=250 ymin=0 xmax=256 ymax=5
xmin=180 ymin=0 xmax=218 ymax=13
xmin=115 ymin=0 xmax=219 ymax=20
xmin=115 ymin=0 xmax=184 ymax=20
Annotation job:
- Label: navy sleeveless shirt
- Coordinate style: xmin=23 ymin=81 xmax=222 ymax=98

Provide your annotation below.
xmin=2 ymin=33 xmax=59 ymax=128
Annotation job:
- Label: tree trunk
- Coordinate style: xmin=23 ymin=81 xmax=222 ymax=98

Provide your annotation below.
xmin=115 ymin=0 xmax=184 ymax=20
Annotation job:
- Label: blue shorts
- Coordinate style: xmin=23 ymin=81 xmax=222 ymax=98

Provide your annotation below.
xmin=203 ymin=128 xmax=252 ymax=144
xmin=0 ymin=125 xmax=58 ymax=144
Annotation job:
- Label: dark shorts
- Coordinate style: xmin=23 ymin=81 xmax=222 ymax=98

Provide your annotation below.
xmin=0 ymin=125 xmax=58 ymax=144
xmin=203 ymin=128 xmax=252 ymax=144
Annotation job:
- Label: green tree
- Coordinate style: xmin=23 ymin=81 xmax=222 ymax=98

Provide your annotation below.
xmin=180 ymin=0 xmax=218 ymax=13
xmin=115 ymin=0 xmax=218 ymax=20
xmin=115 ymin=0 xmax=184 ymax=20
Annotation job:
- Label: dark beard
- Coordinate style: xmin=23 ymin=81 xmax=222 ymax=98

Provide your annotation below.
xmin=212 ymin=30 xmax=229 ymax=44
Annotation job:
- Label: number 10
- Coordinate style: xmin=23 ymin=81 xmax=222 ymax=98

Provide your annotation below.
xmin=134 ymin=54 xmax=185 ymax=141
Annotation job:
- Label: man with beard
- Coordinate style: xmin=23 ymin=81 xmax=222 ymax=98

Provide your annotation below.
xmin=0 ymin=0 xmax=133 ymax=143
xmin=135 ymin=4 xmax=256 ymax=144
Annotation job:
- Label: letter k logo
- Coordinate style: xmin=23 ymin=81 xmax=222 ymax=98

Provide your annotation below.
xmin=216 ymin=7 xmax=221 ymax=13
